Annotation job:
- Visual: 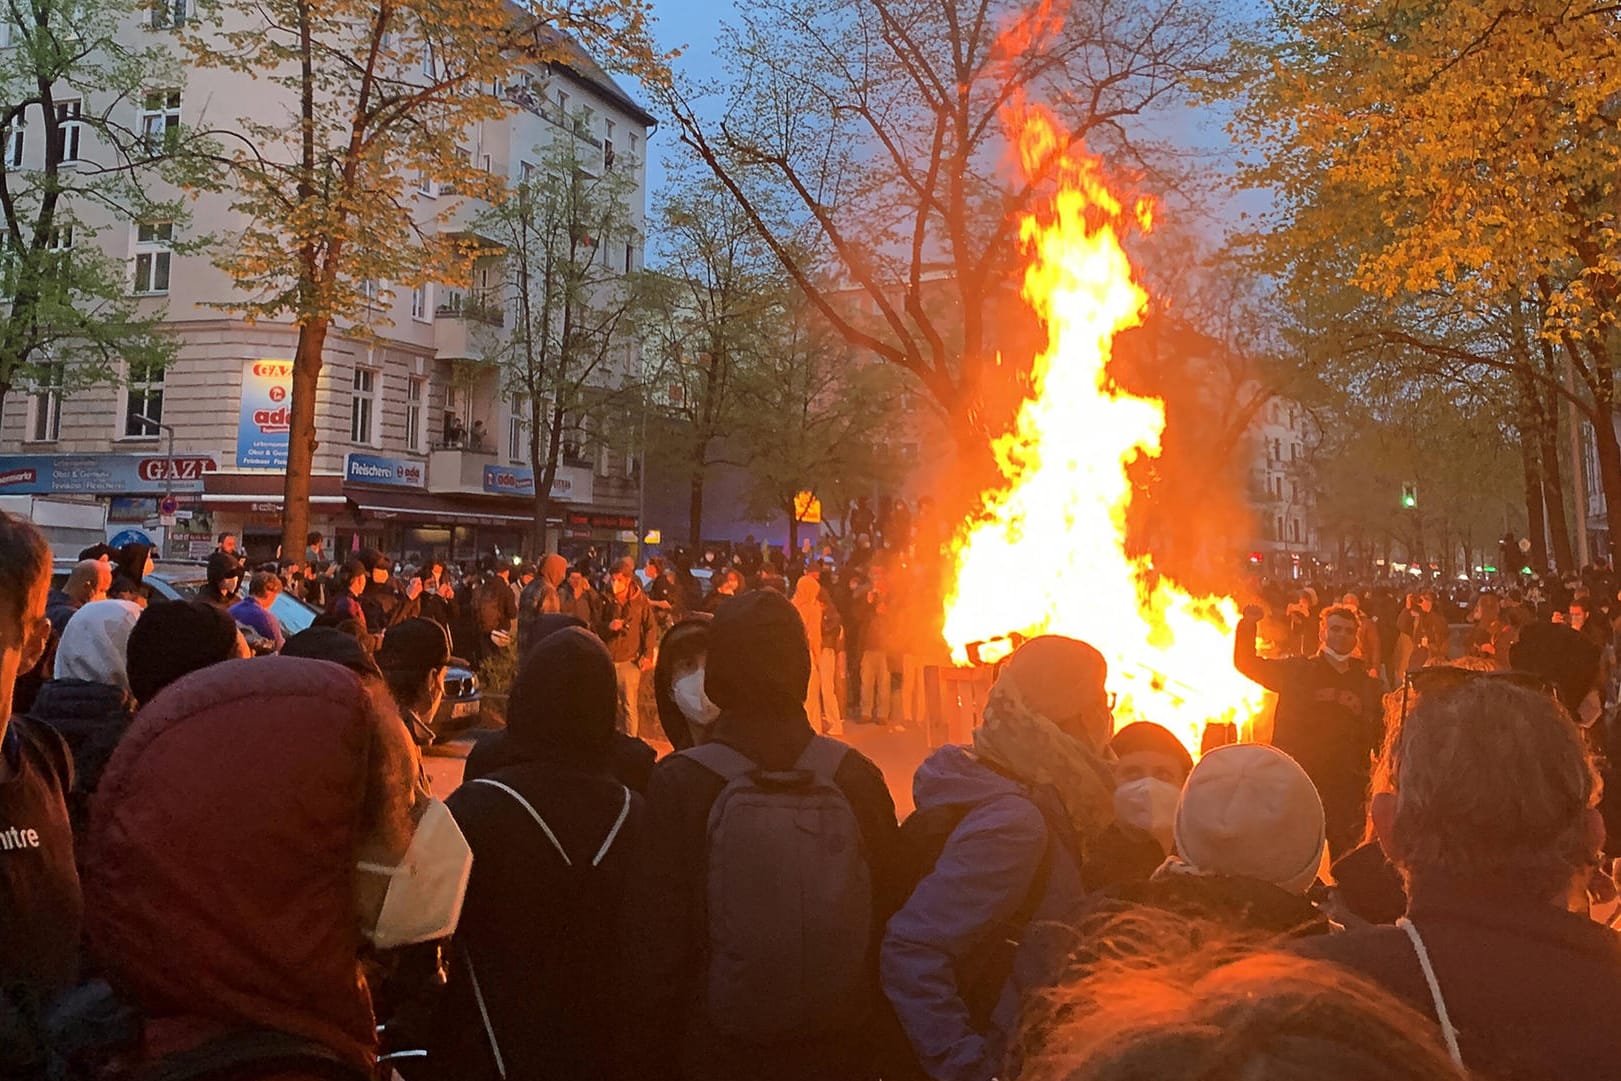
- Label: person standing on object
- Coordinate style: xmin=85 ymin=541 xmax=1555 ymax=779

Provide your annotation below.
xmin=1234 ymin=604 xmax=1383 ymax=859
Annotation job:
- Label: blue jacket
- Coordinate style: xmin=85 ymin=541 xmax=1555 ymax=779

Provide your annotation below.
xmin=880 ymin=745 xmax=1086 ymax=1081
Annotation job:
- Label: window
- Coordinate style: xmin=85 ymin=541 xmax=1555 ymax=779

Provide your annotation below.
xmin=47 ymin=224 xmax=72 ymax=251
xmin=415 ymin=170 xmax=433 ymax=196
xmin=628 ymin=132 xmax=638 ymax=160
xmin=1274 ymin=516 xmax=1284 ymax=542
xmin=406 ymin=376 xmax=425 ymax=452
xmin=624 ymin=242 xmax=634 ymax=272
xmin=350 ymin=367 xmax=376 ymax=444
xmin=439 ymin=145 xmax=468 ymax=195
xmin=421 ymin=41 xmax=434 ymax=79
xmin=508 ymin=396 xmax=527 ymax=461
xmin=140 ymin=90 xmax=181 ymax=152
xmin=603 ymin=118 xmax=615 ymax=166
xmin=133 ymin=220 xmax=173 ymax=293
xmin=359 ymin=277 xmax=382 ymax=306
xmin=27 ymin=361 xmax=62 ymax=442
xmin=124 ymin=360 xmax=164 ymax=437
xmin=1289 ymin=518 xmax=1300 ymax=543
xmin=1292 ymin=442 xmax=1302 ymax=461
xmin=411 ymin=284 xmax=428 ymax=320
xmin=54 ymin=100 xmax=80 ymax=163
xmin=4 ymin=116 xmax=23 ymax=168
xmin=556 ymin=89 xmax=569 ymax=117
xmin=150 ymin=0 xmax=191 ymax=27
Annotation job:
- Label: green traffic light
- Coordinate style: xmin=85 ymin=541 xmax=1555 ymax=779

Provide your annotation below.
xmin=1401 ymin=495 xmax=1416 ymax=508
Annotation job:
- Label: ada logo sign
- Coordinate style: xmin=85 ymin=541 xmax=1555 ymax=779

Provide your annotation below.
xmin=237 ymin=359 xmax=294 ymax=469
xmin=345 ymin=453 xmax=425 ymax=488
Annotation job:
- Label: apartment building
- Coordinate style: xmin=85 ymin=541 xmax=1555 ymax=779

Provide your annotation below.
xmin=0 ymin=5 xmax=654 ymax=563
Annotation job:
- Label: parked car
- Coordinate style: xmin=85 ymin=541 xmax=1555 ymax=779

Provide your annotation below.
xmin=49 ymin=560 xmax=480 ymax=734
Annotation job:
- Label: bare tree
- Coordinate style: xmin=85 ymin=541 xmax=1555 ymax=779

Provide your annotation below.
xmin=660 ymin=0 xmax=1229 ymax=489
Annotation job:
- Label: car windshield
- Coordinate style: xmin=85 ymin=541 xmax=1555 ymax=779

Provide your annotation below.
xmin=270 ymin=591 xmax=317 ymax=634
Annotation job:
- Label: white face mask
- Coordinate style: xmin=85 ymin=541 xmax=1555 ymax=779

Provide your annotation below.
xmin=1112 ymin=777 xmax=1181 ymax=852
xmin=356 ymin=799 xmax=472 ymax=949
xmin=672 ymin=668 xmax=720 ymax=729
xmin=1322 ymin=646 xmax=1354 ymax=663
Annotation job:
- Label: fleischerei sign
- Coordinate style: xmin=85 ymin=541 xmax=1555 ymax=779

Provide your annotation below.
xmin=237 ymin=359 xmax=294 ymax=469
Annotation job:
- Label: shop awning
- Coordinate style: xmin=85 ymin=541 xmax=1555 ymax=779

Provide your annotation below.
xmin=348 ymin=487 xmax=567 ymax=528
xmin=202 ymin=472 xmax=346 ymax=508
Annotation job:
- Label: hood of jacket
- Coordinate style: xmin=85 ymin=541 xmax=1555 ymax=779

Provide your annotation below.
xmin=912 ymin=743 xmax=1029 ymax=812
xmin=704 ymin=591 xmax=814 ymax=768
xmin=113 ymin=543 xmax=153 ymax=587
xmin=86 ymin=656 xmax=382 ymax=1074
xmin=652 ymin=616 xmax=712 ymax=752
xmin=504 ymin=625 xmax=617 ymax=768
xmin=54 ymin=599 xmax=141 ymax=690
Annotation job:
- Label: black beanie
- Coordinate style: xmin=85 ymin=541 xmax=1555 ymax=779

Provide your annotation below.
xmin=1109 ymin=721 xmax=1194 ymax=778
xmin=705 ymin=589 xmax=810 ymax=712
xmin=126 ymin=600 xmax=240 ymax=705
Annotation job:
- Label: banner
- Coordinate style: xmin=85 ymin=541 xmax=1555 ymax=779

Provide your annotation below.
xmin=237 ymin=359 xmax=294 ymax=469
xmin=0 ymin=453 xmax=216 ymax=495
xmin=345 ymin=453 xmax=425 ymax=488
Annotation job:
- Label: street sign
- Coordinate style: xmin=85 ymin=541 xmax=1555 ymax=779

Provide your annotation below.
xmin=160 ymin=514 xmax=177 ymax=528
xmin=159 ymin=495 xmax=179 ymax=516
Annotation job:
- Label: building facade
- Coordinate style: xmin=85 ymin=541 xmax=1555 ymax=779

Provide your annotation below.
xmin=0 ymin=7 xmax=653 ymax=564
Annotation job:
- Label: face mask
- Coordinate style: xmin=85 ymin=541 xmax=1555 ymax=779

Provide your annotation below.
xmin=356 ymin=799 xmax=472 ymax=949
xmin=672 ymin=668 xmax=720 ymax=728
xmin=1322 ymin=647 xmax=1354 ymax=663
xmin=1112 ymin=777 xmax=1180 ymax=852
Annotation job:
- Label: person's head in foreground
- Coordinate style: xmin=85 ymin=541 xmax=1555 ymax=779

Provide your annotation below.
xmin=0 ymin=514 xmax=52 ymax=728
xmin=1371 ymin=677 xmax=1602 ymax=912
xmin=1171 ymin=743 xmax=1327 ymax=896
xmin=974 ymin=635 xmax=1116 ymax=842
xmin=505 ymin=624 xmax=618 ymax=770
xmin=86 ymin=656 xmax=468 ymax=1073
xmin=126 ymin=599 xmax=248 ymax=706
xmin=1019 ymin=931 xmax=1463 ymax=1081
xmin=705 ymin=589 xmax=810 ymax=723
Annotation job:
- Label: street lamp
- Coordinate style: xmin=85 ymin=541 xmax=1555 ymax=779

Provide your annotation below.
xmin=135 ymin=413 xmax=176 ymax=552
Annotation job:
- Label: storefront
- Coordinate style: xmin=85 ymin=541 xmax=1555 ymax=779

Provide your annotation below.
xmin=0 ymin=451 xmax=221 ymax=558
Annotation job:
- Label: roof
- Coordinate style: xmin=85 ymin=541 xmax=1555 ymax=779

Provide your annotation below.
xmin=522 ymin=21 xmax=659 ymax=131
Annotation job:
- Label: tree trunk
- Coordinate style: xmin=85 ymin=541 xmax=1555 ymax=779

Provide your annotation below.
xmin=688 ymin=470 xmax=706 ymax=549
xmin=1521 ymin=434 xmax=1550 ymax=573
xmin=279 ymin=318 xmax=326 ymax=562
xmin=1588 ymin=389 xmax=1621 ymax=569
xmin=786 ymin=508 xmax=800 ymax=554
xmin=1537 ymin=408 xmax=1576 ymax=574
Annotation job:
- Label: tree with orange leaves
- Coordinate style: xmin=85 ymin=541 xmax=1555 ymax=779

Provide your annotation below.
xmin=1229 ymin=0 xmax=1621 ymax=563
xmin=180 ymin=0 xmax=668 ymax=558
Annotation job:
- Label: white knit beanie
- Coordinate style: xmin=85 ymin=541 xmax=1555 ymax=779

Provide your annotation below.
xmin=1173 ymin=743 xmax=1327 ymax=895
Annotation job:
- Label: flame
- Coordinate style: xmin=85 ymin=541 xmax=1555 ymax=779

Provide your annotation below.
xmin=940 ymin=106 xmax=1264 ymax=756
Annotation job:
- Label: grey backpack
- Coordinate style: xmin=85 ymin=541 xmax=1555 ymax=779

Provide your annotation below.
xmin=683 ymin=736 xmax=874 ymax=1042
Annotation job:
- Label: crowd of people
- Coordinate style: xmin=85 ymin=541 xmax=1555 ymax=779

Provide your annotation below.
xmin=5 ymin=504 xmax=1621 ymax=1081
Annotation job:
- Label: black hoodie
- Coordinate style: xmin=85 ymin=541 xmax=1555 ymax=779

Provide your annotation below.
xmin=621 ymin=591 xmax=899 ymax=1081
xmin=428 ymin=626 xmax=647 ymax=1081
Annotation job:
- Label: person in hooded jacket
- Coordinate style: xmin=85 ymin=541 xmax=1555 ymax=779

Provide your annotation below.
xmin=424 ymin=626 xmax=645 ymax=1080
xmin=26 ymin=599 xmax=140 ymax=852
xmin=84 ymin=656 xmax=469 ymax=1081
xmin=516 ymin=553 xmax=568 ymax=654
xmin=623 ymin=590 xmax=898 ymax=1081
xmin=466 ymin=614 xmax=658 ymax=793
xmin=652 ymin=615 xmax=716 ymax=753
xmin=881 ymin=635 xmax=1113 ymax=1081
xmin=125 ymin=600 xmax=249 ymax=707
xmin=1094 ymin=743 xmax=1330 ymax=938
xmin=359 ymin=549 xmax=423 ymax=632
xmin=108 ymin=543 xmax=154 ymax=606
xmin=196 ymin=554 xmax=243 ymax=610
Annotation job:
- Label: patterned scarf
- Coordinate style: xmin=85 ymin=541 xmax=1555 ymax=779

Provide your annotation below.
xmin=973 ymin=677 xmax=1116 ymax=844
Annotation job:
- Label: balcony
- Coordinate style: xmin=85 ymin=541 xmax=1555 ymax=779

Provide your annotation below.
xmin=433 ymin=299 xmax=505 ymax=361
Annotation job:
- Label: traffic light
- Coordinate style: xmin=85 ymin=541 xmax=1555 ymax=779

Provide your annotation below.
xmin=1401 ymin=482 xmax=1417 ymax=509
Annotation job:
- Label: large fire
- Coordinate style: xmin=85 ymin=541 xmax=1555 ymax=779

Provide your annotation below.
xmin=940 ymin=106 xmax=1265 ymax=756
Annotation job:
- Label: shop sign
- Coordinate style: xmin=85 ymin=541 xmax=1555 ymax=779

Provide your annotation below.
xmin=480 ymin=463 xmax=592 ymax=502
xmin=0 ymin=453 xmax=217 ymax=495
xmin=237 ymin=359 xmax=294 ymax=469
xmin=346 ymin=453 xmax=425 ymax=488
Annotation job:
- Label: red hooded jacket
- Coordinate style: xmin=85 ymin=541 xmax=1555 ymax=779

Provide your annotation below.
xmin=86 ymin=656 xmax=382 ymax=1079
